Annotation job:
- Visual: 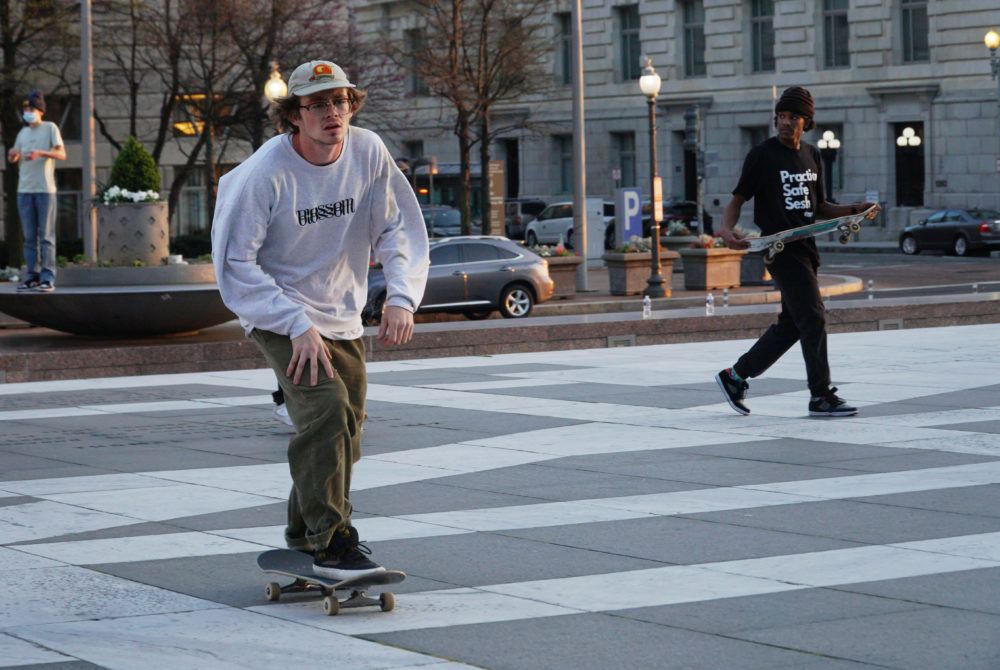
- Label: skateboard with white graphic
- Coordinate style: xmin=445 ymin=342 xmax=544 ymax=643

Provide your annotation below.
xmin=748 ymin=205 xmax=878 ymax=264
xmin=257 ymin=549 xmax=405 ymax=616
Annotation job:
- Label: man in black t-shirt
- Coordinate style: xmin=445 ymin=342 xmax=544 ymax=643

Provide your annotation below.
xmin=714 ymin=86 xmax=879 ymax=417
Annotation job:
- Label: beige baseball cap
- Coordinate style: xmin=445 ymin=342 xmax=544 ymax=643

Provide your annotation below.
xmin=286 ymin=60 xmax=356 ymax=97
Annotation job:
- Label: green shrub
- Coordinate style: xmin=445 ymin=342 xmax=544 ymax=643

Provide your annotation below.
xmin=109 ymin=137 xmax=161 ymax=193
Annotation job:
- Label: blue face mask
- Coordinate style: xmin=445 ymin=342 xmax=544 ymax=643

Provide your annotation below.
xmin=22 ymin=112 xmax=38 ymax=124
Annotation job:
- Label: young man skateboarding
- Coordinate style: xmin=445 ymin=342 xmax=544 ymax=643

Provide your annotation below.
xmin=715 ymin=86 xmax=879 ymax=417
xmin=213 ymin=60 xmax=429 ymax=579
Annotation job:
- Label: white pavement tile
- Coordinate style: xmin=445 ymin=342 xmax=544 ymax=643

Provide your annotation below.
xmin=0 ymin=548 xmax=64 ymax=571
xmin=12 ymin=607 xmax=468 ymax=670
xmin=147 ymin=463 xmax=291 ymax=499
xmin=0 ymin=501 xmax=141 ymax=544
xmin=0 ymin=473 xmax=176 ymax=497
xmin=0 ymin=633 xmax=74 ymax=667
xmin=15 ymin=532 xmax=271 ymax=566
xmin=417 ymin=378 xmax=581 ymax=391
xmin=0 ymin=566 xmax=222 ymax=629
xmin=40 ymin=485 xmax=280 ymax=522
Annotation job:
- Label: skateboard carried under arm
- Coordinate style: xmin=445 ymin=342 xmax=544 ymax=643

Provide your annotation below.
xmin=747 ymin=205 xmax=879 ymax=264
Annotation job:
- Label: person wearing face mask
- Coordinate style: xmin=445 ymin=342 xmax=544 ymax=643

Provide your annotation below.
xmin=7 ymin=90 xmax=66 ymax=292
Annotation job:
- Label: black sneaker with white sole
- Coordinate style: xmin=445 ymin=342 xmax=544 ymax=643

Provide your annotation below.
xmin=312 ymin=526 xmax=385 ymax=581
xmin=16 ymin=278 xmax=39 ymax=291
xmin=808 ymin=387 xmax=858 ymax=417
xmin=36 ymin=281 xmax=54 ymax=292
xmin=715 ymin=368 xmax=750 ymax=415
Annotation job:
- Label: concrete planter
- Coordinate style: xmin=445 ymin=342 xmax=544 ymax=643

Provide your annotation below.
xmin=661 ymin=235 xmax=700 ymax=272
xmin=59 ymin=264 xmax=215 ymax=287
xmin=545 ymin=255 xmax=582 ymax=298
xmin=98 ymin=201 xmax=170 ymax=267
xmin=602 ymin=250 xmax=679 ymax=296
xmin=678 ymin=247 xmax=746 ymax=290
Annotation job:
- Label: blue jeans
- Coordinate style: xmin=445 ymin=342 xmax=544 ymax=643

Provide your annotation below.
xmin=17 ymin=192 xmax=57 ymax=283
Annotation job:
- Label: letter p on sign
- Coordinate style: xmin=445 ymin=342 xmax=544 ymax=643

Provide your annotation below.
xmin=615 ymin=187 xmax=644 ymax=248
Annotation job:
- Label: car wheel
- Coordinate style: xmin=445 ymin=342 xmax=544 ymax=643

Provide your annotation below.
xmin=362 ymin=292 xmax=386 ymax=326
xmin=900 ymin=235 xmax=919 ymax=255
xmin=463 ymin=309 xmax=492 ymax=320
xmin=953 ymin=235 xmax=969 ymax=257
xmin=525 ymin=231 xmax=538 ymax=247
xmin=499 ymin=284 xmax=534 ymax=318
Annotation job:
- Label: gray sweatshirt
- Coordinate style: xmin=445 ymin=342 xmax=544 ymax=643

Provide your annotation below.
xmin=212 ymin=127 xmax=429 ymax=340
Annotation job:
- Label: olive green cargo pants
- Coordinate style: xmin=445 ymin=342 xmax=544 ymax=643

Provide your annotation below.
xmin=250 ymin=329 xmax=366 ymax=552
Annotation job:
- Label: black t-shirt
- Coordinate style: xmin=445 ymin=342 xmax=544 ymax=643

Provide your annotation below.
xmin=733 ymin=137 xmax=826 ymax=266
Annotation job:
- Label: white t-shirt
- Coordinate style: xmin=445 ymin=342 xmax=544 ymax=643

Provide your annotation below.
xmin=212 ymin=127 xmax=429 ymax=340
xmin=13 ymin=122 xmax=63 ymax=193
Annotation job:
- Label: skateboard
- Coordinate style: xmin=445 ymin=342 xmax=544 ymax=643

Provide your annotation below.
xmin=256 ymin=549 xmax=405 ymax=616
xmin=747 ymin=205 xmax=878 ymax=264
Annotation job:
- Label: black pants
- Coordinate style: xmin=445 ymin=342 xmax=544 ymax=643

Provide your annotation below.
xmin=733 ymin=253 xmax=831 ymax=397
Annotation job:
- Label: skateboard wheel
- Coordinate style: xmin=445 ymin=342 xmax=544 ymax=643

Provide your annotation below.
xmin=323 ymin=595 xmax=340 ymax=616
xmin=849 ymin=221 xmax=861 ymax=233
xmin=773 ymin=240 xmax=784 ymax=253
xmin=839 ymin=234 xmax=850 ymax=245
xmin=265 ymin=582 xmax=281 ymax=602
xmin=380 ymin=592 xmax=395 ymax=612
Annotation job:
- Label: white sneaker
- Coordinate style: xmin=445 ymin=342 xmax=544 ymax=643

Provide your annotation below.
xmin=274 ymin=404 xmax=294 ymax=427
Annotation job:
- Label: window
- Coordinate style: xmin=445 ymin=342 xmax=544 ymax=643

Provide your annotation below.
xmin=555 ymin=135 xmax=573 ymax=194
xmin=743 ymin=126 xmax=769 ymax=151
xmin=555 ymin=12 xmax=572 ymax=85
xmin=429 ymin=244 xmax=460 ymax=265
xmin=461 ymin=243 xmax=501 ymax=262
xmin=404 ymin=140 xmax=423 ymax=161
xmin=611 ymin=132 xmax=636 ymax=188
xmin=823 ymin=0 xmax=849 ymax=68
xmin=55 ymin=169 xmax=81 ymax=240
xmin=682 ymin=1 xmax=706 ymax=77
xmin=45 ymin=95 xmax=80 ymax=142
xmin=178 ymin=169 xmax=206 ymax=234
xmin=406 ymin=29 xmax=429 ymax=95
xmin=617 ymin=5 xmax=642 ymax=80
xmin=750 ymin=0 xmax=775 ymax=73
xmin=901 ymin=0 xmax=929 ymax=63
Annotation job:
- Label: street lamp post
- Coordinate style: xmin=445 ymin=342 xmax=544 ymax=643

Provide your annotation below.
xmin=639 ymin=57 xmax=666 ymax=299
xmin=985 ymin=30 xmax=1000 ymax=194
xmin=817 ymin=130 xmax=841 ymax=201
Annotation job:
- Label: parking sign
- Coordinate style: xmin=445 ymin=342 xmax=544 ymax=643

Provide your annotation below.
xmin=615 ymin=188 xmax=643 ymax=248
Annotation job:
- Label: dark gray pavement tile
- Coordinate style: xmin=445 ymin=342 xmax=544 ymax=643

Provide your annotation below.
xmin=352 ymin=481 xmax=549 ymax=516
xmin=681 ymin=438 xmax=912 ymax=465
xmin=858 ymin=385 xmax=1000 ymax=418
xmin=688 ymin=499 xmax=1000 ymax=545
xmin=368 ymin=612 xmax=835 ymax=670
xmin=935 ymin=419 xmax=1000 ymax=434
xmin=366 ymin=401 xmax=584 ymax=443
xmin=837 ymin=566 xmax=1000 ymax=617
xmin=0 ymin=384 xmax=259 ymax=411
xmin=619 ymin=587 xmax=926 ymax=635
xmin=166 ymin=502 xmax=287 ymax=532
xmin=503 ymin=516 xmax=861 ymax=565
xmin=810 ymin=451 xmax=999 ymax=474
xmin=0 ymin=464 xmax=114 ymax=482
xmin=732 ymin=606 xmax=1000 ymax=669
xmin=374 ymin=532 xmax=663 ymax=588
xmin=3 ymin=445 xmax=275 ymax=473
xmin=13 ymin=522 xmax=187 ymax=546
xmin=854 ymin=484 xmax=1000 ymax=519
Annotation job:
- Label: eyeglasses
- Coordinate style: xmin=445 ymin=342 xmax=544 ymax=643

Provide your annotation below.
xmin=299 ymin=98 xmax=352 ymax=116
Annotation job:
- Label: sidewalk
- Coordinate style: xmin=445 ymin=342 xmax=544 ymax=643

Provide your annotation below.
xmin=1 ymin=324 xmax=999 ymax=669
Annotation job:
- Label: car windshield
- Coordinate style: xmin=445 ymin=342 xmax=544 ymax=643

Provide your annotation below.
xmin=435 ymin=210 xmax=461 ymax=227
xmin=969 ymin=209 xmax=1000 ymax=220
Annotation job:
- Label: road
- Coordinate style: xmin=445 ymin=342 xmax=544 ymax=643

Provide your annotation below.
xmin=821 ymin=251 xmax=1000 ymax=299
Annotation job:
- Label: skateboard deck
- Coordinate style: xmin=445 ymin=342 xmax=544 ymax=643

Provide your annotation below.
xmin=747 ymin=205 xmax=878 ymax=263
xmin=257 ymin=549 xmax=405 ymax=616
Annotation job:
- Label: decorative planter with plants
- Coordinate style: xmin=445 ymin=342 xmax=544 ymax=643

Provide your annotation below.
xmin=601 ymin=237 xmax=680 ymax=296
xmin=678 ymin=235 xmax=746 ymax=290
xmin=733 ymin=228 xmax=772 ymax=286
xmin=660 ymin=220 xmax=699 ymax=272
xmin=96 ymin=136 xmax=169 ymax=267
xmin=530 ymin=241 xmax=580 ymax=298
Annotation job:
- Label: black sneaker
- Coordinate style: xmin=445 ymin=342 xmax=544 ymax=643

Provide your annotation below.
xmin=715 ymin=368 xmax=750 ymax=415
xmin=16 ymin=278 xmax=39 ymax=292
xmin=808 ymin=387 xmax=858 ymax=417
xmin=312 ymin=526 xmax=385 ymax=581
xmin=36 ymin=281 xmax=54 ymax=293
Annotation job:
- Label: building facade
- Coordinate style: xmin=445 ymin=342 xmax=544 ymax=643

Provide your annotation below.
xmin=355 ymin=0 xmax=1000 ymax=235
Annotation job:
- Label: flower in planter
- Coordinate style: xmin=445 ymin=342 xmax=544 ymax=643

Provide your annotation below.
xmin=617 ymin=236 xmax=652 ymax=253
xmin=528 ymin=243 xmax=575 ymax=258
xmin=665 ymin=220 xmax=691 ymax=236
xmin=96 ymin=136 xmax=163 ymax=205
xmin=691 ymin=234 xmax=727 ymax=249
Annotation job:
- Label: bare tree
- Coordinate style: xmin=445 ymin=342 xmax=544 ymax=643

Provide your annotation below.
xmin=386 ymin=0 xmax=551 ymax=234
xmin=0 ymin=0 xmax=77 ymax=266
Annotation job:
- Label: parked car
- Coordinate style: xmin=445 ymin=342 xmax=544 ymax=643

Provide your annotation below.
xmin=898 ymin=208 xmax=1000 ymax=256
xmin=524 ymin=199 xmax=615 ymax=249
xmin=504 ymin=198 xmax=549 ymax=240
xmin=363 ymin=236 xmax=554 ymax=324
xmin=421 ymin=206 xmax=463 ymax=238
xmin=603 ymin=199 xmax=701 ymax=249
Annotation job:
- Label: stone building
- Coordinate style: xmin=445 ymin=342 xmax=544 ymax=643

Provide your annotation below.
xmin=355 ymin=0 xmax=1000 ymax=237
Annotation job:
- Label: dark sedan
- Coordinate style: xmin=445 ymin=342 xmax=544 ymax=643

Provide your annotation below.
xmin=363 ymin=236 xmax=554 ymax=324
xmin=899 ymin=208 xmax=1000 ymax=256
